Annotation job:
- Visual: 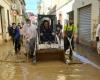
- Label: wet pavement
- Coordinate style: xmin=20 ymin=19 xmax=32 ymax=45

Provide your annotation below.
xmin=0 ymin=61 xmax=100 ymax=80
xmin=0 ymin=42 xmax=13 ymax=61
xmin=0 ymin=41 xmax=100 ymax=80
xmin=75 ymin=43 xmax=100 ymax=66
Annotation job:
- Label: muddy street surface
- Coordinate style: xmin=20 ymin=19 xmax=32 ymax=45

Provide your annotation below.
xmin=0 ymin=61 xmax=100 ymax=80
xmin=0 ymin=42 xmax=100 ymax=80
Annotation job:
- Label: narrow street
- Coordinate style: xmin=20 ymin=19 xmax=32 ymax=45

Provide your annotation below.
xmin=0 ymin=0 xmax=100 ymax=80
xmin=0 ymin=41 xmax=100 ymax=80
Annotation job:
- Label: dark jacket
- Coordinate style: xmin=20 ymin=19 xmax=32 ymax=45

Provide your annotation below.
xmin=12 ymin=27 xmax=20 ymax=40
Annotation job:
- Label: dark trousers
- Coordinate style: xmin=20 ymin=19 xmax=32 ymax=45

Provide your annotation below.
xmin=28 ymin=38 xmax=36 ymax=58
xmin=64 ymin=37 xmax=74 ymax=60
xmin=14 ymin=38 xmax=21 ymax=53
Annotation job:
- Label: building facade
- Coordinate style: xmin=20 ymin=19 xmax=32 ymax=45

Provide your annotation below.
xmin=74 ymin=0 xmax=99 ymax=46
xmin=47 ymin=0 xmax=100 ymax=47
xmin=0 ymin=0 xmax=12 ymax=44
xmin=38 ymin=0 xmax=52 ymax=14
xmin=11 ymin=0 xmax=26 ymax=23
xmin=0 ymin=0 xmax=25 ymax=45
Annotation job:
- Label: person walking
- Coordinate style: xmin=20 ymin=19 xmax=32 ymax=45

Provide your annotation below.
xmin=8 ymin=24 xmax=14 ymax=43
xmin=12 ymin=23 xmax=21 ymax=54
xmin=63 ymin=19 xmax=77 ymax=60
xmin=56 ymin=20 xmax=62 ymax=43
xmin=8 ymin=24 xmax=13 ymax=37
xmin=96 ymin=24 xmax=100 ymax=55
xmin=17 ymin=23 xmax=24 ymax=46
xmin=23 ymin=19 xmax=37 ymax=58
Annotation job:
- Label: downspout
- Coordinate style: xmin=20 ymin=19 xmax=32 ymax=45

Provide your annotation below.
xmin=99 ymin=0 xmax=100 ymax=23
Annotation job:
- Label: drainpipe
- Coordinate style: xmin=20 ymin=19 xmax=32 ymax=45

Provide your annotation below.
xmin=99 ymin=0 xmax=100 ymax=23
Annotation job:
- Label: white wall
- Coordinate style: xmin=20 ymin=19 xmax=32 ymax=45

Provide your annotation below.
xmin=91 ymin=0 xmax=99 ymax=40
xmin=0 ymin=0 xmax=12 ymax=43
xmin=56 ymin=0 xmax=75 ymax=29
xmin=55 ymin=0 xmax=100 ymax=41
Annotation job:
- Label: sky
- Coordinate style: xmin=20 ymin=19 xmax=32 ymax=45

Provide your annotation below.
xmin=25 ymin=0 xmax=40 ymax=14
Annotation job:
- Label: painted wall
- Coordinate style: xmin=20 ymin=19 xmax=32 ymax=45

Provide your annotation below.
xmin=56 ymin=0 xmax=75 ymax=30
xmin=0 ymin=0 xmax=12 ymax=44
xmin=55 ymin=0 xmax=99 ymax=41
xmin=73 ymin=0 xmax=99 ymax=41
